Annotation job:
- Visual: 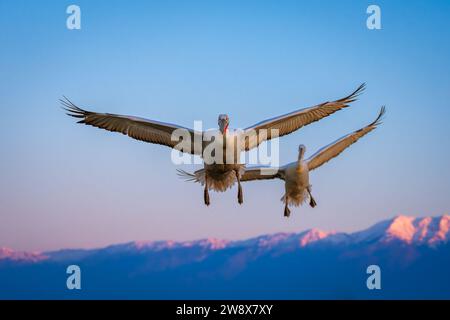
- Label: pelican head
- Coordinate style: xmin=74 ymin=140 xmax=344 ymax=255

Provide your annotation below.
xmin=298 ymin=144 xmax=306 ymax=161
xmin=218 ymin=114 xmax=229 ymax=133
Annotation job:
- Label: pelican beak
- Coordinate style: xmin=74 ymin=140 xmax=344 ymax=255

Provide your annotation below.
xmin=298 ymin=145 xmax=306 ymax=161
xmin=218 ymin=117 xmax=229 ymax=133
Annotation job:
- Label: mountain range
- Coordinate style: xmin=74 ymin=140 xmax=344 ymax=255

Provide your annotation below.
xmin=1 ymin=215 xmax=449 ymax=299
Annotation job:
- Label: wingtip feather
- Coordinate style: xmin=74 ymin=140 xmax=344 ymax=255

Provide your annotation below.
xmin=60 ymin=96 xmax=90 ymax=119
xmin=346 ymin=82 xmax=366 ymax=101
xmin=372 ymin=106 xmax=386 ymax=127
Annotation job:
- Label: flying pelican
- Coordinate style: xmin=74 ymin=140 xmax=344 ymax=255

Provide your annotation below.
xmin=63 ymin=84 xmax=365 ymax=206
xmin=238 ymin=106 xmax=385 ymax=217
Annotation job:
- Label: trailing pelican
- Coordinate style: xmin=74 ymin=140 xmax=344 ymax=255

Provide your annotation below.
xmin=63 ymin=84 xmax=364 ymax=206
xmin=239 ymin=106 xmax=385 ymax=217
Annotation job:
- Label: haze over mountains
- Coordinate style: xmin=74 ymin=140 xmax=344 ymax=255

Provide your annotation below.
xmin=1 ymin=215 xmax=449 ymax=299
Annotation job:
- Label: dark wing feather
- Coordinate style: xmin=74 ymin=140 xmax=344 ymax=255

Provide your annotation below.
xmin=307 ymin=106 xmax=385 ymax=171
xmin=62 ymin=97 xmax=202 ymax=155
xmin=243 ymin=84 xmax=365 ymax=151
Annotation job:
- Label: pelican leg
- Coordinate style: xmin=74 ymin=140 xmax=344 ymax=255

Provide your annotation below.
xmin=307 ymin=187 xmax=317 ymax=208
xmin=284 ymin=196 xmax=291 ymax=217
xmin=284 ymin=204 xmax=291 ymax=217
xmin=235 ymin=170 xmax=243 ymax=204
xmin=204 ymin=176 xmax=210 ymax=206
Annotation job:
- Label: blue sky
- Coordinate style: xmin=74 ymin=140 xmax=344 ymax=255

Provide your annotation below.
xmin=0 ymin=0 xmax=449 ymax=251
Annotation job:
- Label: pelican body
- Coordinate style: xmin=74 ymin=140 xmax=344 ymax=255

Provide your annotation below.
xmin=200 ymin=116 xmax=246 ymax=205
xmin=282 ymin=145 xmax=315 ymax=215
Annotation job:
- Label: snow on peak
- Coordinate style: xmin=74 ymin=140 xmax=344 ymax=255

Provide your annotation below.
xmin=255 ymin=233 xmax=292 ymax=248
xmin=413 ymin=215 xmax=450 ymax=245
xmin=184 ymin=238 xmax=229 ymax=250
xmin=0 ymin=247 xmax=14 ymax=258
xmin=385 ymin=215 xmax=416 ymax=243
xmin=0 ymin=247 xmax=46 ymax=262
xmin=298 ymin=229 xmax=330 ymax=247
xmin=380 ymin=215 xmax=449 ymax=245
xmin=132 ymin=238 xmax=229 ymax=251
xmin=433 ymin=215 xmax=450 ymax=244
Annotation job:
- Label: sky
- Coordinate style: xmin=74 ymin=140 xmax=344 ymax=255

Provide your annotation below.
xmin=0 ymin=0 xmax=449 ymax=251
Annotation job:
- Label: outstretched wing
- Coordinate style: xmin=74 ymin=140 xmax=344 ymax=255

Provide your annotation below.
xmin=240 ymin=166 xmax=285 ymax=182
xmin=242 ymin=84 xmax=365 ymax=151
xmin=307 ymin=106 xmax=385 ymax=171
xmin=62 ymin=97 xmax=203 ymax=155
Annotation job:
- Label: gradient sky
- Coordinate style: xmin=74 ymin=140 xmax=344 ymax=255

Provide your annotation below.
xmin=1 ymin=0 xmax=449 ymax=251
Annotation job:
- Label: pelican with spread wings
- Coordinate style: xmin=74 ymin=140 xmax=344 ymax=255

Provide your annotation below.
xmin=63 ymin=84 xmax=365 ymax=206
xmin=237 ymin=107 xmax=385 ymax=217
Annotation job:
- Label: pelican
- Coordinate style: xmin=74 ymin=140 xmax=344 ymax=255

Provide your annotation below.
xmin=63 ymin=84 xmax=365 ymax=206
xmin=238 ymin=106 xmax=385 ymax=217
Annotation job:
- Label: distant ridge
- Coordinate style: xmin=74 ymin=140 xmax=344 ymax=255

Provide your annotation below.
xmin=1 ymin=215 xmax=449 ymax=299
xmin=1 ymin=215 xmax=448 ymax=263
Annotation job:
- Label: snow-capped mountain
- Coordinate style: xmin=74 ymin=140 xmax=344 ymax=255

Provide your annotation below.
xmin=1 ymin=215 xmax=449 ymax=263
xmin=1 ymin=215 xmax=449 ymax=299
xmin=351 ymin=215 xmax=450 ymax=246
xmin=0 ymin=247 xmax=46 ymax=262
